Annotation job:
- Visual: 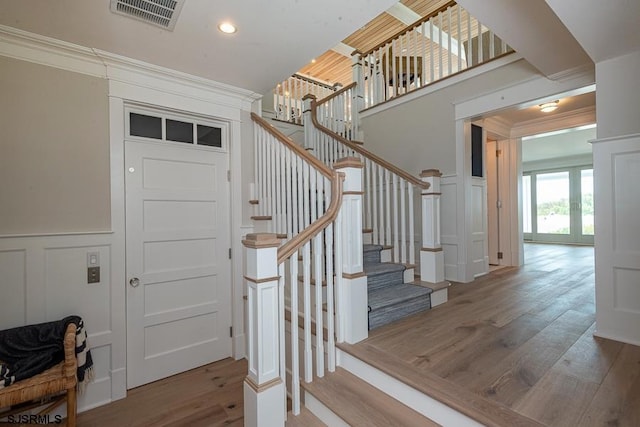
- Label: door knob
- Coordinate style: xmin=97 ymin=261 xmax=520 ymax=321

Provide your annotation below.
xmin=129 ymin=277 xmax=140 ymax=287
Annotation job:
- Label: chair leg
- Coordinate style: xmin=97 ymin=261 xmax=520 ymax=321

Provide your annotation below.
xmin=66 ymin=387 xmax=77 ymax=427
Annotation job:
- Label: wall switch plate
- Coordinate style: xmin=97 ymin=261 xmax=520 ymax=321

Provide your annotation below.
xmin=88 ymin=266 xmax=101 ymax=284
xmin=87 ymin=251 xmax=100 ymax=267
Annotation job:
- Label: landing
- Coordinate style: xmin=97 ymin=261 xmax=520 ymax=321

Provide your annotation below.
xmin=351 ymin=244 xmax=640 ymax=427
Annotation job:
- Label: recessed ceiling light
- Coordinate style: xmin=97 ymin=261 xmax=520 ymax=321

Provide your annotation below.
xmin=311 ymin=58 xmax=316 ymax=64
xmin=539 ymin=100 xmax=559 ymax=113
xmin=218 ymin=22 xmax=237 ymax=34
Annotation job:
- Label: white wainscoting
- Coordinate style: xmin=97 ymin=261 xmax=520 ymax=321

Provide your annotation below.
xmin=441 ymin=176 xmax=460 ymax=281
xmin=0 ymin=232 xmax=126 ymax=411
xmin=592 ymin=133 xmax=640 ymax=345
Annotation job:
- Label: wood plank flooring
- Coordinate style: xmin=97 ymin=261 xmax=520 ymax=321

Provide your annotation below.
xmin=359 ymin=243 xmax=640 ymax=427
xmin=77 ymin=357 xmax=247 ymax=427
xmin=76 ymin=244 xmax=639 ymax=426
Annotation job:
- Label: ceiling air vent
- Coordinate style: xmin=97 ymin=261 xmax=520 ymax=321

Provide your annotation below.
xmin=110 ymin=0 xmax=185 ymax=31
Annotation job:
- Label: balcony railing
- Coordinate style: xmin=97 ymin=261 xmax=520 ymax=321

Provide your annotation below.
xmin=273 ymin=74 xmax=338 ymax=124
xmin=354 ymin=0 xmax=513 ymax=109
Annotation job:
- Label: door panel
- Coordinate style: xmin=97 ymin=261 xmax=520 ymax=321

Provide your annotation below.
xmin=126 ymin=140 xmax=231 ymax=388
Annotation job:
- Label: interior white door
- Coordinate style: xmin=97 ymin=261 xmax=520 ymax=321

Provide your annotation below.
xmin=486 ymin=140 xmax=499 ymax=265
xmin=125 ymin=140 xmax=231 ymax=388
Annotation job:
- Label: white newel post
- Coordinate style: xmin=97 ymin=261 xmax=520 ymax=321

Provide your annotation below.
xmin=420 ymin=169 xmax=445 ymax=286
xmin=351 ymin=52 xmax=364 ymax=140
xmin=243 ymin=233 xmax=285 ymax=427
xmin=334 ymin=157 xmax=369 ymax=343
xmin=302 ymin=94 xmax=316 ymax=151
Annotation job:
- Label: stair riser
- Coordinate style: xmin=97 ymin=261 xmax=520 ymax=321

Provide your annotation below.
xmin=368 ymin=295 xmax=431 ymax=329
xmin=363 ymin=250 xmax=381 ymax=265
xmin=367 ymin=271 xmax=405 ymax=291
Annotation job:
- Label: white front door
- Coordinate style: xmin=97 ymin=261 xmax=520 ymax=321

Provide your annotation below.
xmin=125 ymin=139 xmax=231 ymax=388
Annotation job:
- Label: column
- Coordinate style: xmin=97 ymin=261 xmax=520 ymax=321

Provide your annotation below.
xmin=334 ymin=157 xmax=368 ymax=343
xmin=420 ymin=169 xmax=444 ymax=284
xmin=243 ymin=233 xmax=285 ymax=427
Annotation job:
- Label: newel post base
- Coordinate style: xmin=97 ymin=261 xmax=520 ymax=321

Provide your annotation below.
xmin=243 ymin=233 xmax=285 ymax=427
xmin=420 ymin=169 xmax=445 ymax=284
xmin=335 ymin=157 xmax=368 ymax=344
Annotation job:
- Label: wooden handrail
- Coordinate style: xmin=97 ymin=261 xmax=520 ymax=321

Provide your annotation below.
xmin=292 ymin=73 xmax=336 ymax=90
xmin=277 ymin=171 xmax=344 ymax=264
xmin=309 ymin=99 xmax=429 ymax=189
xmin=315 ymin=82 xmax=357 ymax=107
xmin=251 ymin=112 xmax=333 ymax=180
xmin=359 ymin=0 xmax=457 ymax=57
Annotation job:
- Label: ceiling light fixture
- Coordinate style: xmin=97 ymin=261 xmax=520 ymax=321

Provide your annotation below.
xmin=218 ymin=22 xmax=237 ymax=34
xmin=539 ymin=100 xmax=559 ymax=113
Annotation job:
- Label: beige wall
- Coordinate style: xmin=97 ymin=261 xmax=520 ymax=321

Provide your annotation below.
xmin=0 ymin=57 xmax=110 ymax=234
xmin=360 ymin=59 xmax=541 ymax=176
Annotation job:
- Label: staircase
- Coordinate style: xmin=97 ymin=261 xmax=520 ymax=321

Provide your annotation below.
xmin=364 ymin=244 xmax=432 ymax=329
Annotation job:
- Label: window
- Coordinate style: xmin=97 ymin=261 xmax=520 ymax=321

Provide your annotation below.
xmin=126 ymin=108 xmax=227 ymax=151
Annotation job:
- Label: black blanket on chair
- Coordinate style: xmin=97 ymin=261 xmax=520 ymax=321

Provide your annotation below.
xmin=0 ymin=315 xmax=93 ymax=390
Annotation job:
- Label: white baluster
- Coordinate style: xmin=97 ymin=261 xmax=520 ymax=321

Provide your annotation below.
xmin=385 ymin=169 xmax=391 ymax=246
xmin=392 ymin=174 xmax=399 ymax=262
xmin=302 ymin=241 xmax=312 ymax=382
xmin=400 ymin=178 xmax=407 ymax=264
xmin=409 ymin=182 xmax=415 ymax=265
xmin=289 ymin=250 xmax=300 ymax=414
xmin=448 ymin=6 xmax=452 ymax=76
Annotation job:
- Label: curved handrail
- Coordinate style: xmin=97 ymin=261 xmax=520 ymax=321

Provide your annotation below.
xmin=277 ymin=171 xmax=344 ymax=264
xmin=251 ymin=112 xmax=345 ymax=264
xmin=251 ymin=112 xmax=333 ymax=179
xmin=309 ymin=97 xmax=429 ymax=190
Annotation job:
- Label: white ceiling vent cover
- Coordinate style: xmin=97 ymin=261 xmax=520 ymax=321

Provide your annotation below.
xmin=110 ymin=0 xmax=185 ymax=30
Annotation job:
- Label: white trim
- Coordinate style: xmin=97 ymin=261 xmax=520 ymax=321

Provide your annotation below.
xmin=454 ymin=68 xmax=595 ymax=121
xmin=590 ymin=132 xmax=640 ymax=144
xmin=0 ymin=231 xmax=114 ymax=239
xmin=511 ymin=105 xmax=596 ymax=138
xmin=360 ymin=54 xmax=523 ymax=119
xmin=304 ymin=392 xmax=350 ymax=427
xmin=593 ymin=330 xmax=640 ymax=347
xmin=337 ymin=349 xmax=483 ymax=426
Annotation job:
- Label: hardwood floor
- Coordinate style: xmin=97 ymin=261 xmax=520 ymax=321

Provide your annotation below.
xmin=77 ymin=358 xmax=247 ymax=427
xmin=76 ymin=244 xmax=639 ymax=426
xmin=361 ymin=243 xmax=640 ymax=426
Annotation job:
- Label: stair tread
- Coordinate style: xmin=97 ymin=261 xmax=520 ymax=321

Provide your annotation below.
xmin=368 ymin=283 xmax=432 ymax=310
xmin=363 ymin=244 xmax=383 ymax=253
xmin=302 ymin=368 xmax=439 ymax=427
xmin=364 ymin=262 xmax=406 ymax=276
xmin=337 ymin=343 xmax=545 ymax=427
xmin=286 ymin=408 xmax=326 ymax=426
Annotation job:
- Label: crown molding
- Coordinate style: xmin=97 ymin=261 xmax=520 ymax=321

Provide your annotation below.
xmin=0 ymin=24 xmax=262 ymax=110
xmin=511 ymin=105 xmax=596 ymax=138
xmin=483 ymin=116 xmax=513 ymax=139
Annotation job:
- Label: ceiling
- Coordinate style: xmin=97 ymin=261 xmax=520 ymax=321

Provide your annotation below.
xmin=492 ymin=91 xmax=596 ymax=127
xmin=0 ymin=0 xmax=397 ymax=95
xmin=521 ymin=125 xmax=595 ymax=164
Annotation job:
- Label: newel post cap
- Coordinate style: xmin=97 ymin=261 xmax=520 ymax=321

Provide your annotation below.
xmin=420 ymin=169 xmax=442 ymax=178
xmin=242 ymin=233 xmax=282 ymax=249
xmin=334 ymin=157 xmax=364 ymax=169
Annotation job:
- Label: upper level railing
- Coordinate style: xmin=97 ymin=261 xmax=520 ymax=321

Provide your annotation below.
xmin=273 ymin=74 xmax=338 ymax=124
xmin=354 ymin=0 xmax=513 ymax=109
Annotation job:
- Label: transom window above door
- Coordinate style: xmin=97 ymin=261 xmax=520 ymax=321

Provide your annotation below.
xmin=126 ymin=107 xmax=227 ymax=151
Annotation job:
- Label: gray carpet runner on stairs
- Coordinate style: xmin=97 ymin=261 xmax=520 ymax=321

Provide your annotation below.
xmin=364 ymin=244 xmax=432 ymax=329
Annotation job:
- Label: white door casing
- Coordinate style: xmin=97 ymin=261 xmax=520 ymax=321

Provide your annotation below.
xmin=125 ymin=139 xmax=231 ymax=388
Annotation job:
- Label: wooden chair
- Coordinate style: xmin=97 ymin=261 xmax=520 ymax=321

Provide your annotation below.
xmin=0 ymin=323 xmax=77 ymax=426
